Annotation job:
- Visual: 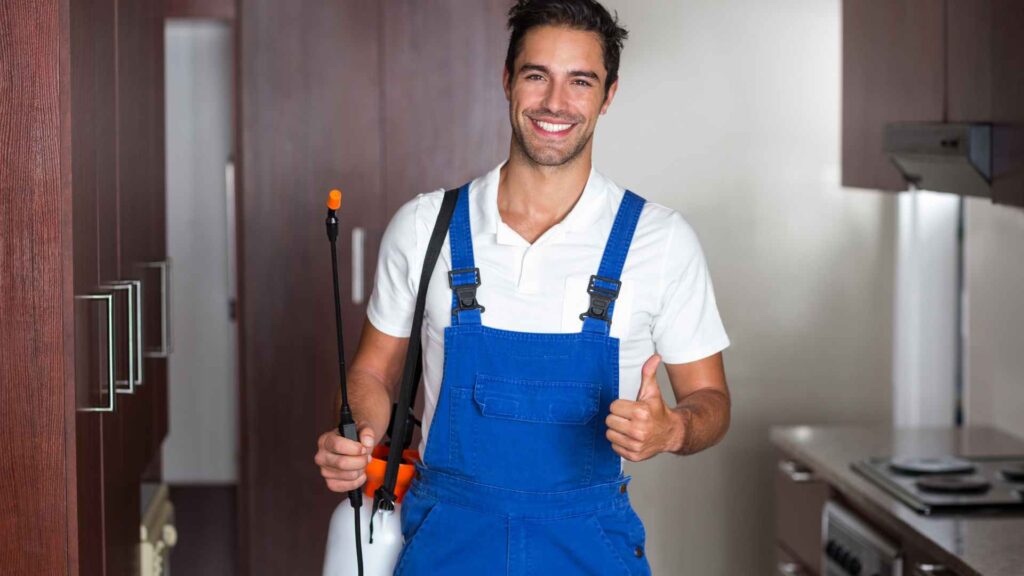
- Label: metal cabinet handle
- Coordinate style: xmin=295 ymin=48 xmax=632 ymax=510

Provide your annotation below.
xmin=914 ymin=564 xmax=950 ymax=575
xmin=779 ymin=459 xmax=816 ymax=483
xmin=106 ymin=280 xmax=144 ymax=389
xmin=76 ymin=294 xmax=116 ymax=413
xmin=140 ymin=260 xmax=172 ymax=357
xmin=225 ymin=160 xmax=238 ymax=321
xmin=777 ymin=562 xmax=805 ymax=576
xmin=351 ymin=227 xmax=365 ymax=304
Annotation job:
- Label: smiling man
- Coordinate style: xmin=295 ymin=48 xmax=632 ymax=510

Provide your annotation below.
xmin=314 ymin=1 xmax=731 ymax=574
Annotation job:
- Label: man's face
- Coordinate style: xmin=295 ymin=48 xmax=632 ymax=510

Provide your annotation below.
xmin=504 ymin=25 xmax=618 ymax=168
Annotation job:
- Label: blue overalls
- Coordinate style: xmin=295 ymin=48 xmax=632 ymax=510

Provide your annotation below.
xmin=395 ymin=184 xmax=652 ymax=576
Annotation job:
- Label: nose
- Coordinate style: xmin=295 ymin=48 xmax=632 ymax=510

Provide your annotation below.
xmin=541 ymin=78 xmax=568 ymax=115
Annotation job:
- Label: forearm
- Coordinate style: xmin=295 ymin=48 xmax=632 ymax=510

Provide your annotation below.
xmin=668 ymin=388 xmax=731 ymax=456
xmin=334 ymin=367 xmax=395 ymax=442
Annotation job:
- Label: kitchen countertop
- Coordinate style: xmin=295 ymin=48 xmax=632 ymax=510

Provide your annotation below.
xmin=770 ymin=425 xmax=1024 ymax=576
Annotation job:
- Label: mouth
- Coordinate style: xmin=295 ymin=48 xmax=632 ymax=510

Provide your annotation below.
xmin=529 ymin=117 xmax=576 ymax=137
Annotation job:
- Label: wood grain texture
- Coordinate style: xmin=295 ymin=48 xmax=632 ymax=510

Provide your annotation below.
xmin=990 ymin=0 xmax=1024 ymax=207
xmin=841 ymin=0 xmax=946 ymax=191
xmin=381 ymin=0 xmax=512 ymax=215
xmin=238 ymin=2 xmax=384 ymax=573
xmin=165 ymin=0 xmax=236 ymax=20
xmin=946 ymin=0 xmax=993 ymax=123
xmin=0 ymin=1 xmax=71 ymax=574
xmin=68 ymin=0 xmax=116 ymax=571
xmin=239 ymin=3 xmax=515 ymax=571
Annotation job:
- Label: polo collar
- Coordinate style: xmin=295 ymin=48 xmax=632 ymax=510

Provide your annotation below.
xmin=474 ymin=161 xmax=610 ymax=247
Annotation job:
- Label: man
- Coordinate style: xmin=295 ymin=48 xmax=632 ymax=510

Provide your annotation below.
xmin=314 ymin=1 xmax=730 ymax=573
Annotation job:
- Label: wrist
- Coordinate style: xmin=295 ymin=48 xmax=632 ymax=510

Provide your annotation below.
xmin=667 ymin=407 xmax=690 ymax=454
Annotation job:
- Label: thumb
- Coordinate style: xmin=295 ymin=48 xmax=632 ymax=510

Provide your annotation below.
xmin=358 ymin=426 xmax=376 ymax=451
xmin=636 ymin=354 xmax=663 ymax=402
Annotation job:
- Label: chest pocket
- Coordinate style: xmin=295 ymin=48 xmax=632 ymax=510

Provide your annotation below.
xmin=473 ymin=375 xmax=600 ymax=425
xmin=561 ymin=273 xmax=635 ymax=339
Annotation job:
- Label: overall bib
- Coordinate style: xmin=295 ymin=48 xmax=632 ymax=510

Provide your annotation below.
xmin=395 ymin=184 xmax=652 ymax=576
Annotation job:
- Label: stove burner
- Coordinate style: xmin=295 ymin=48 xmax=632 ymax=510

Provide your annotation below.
xmin=889 ymin=456 xmax=976 ymax=476
xmin=915 ymin=475 xmax=992 ymax=495
xmin=1000 ymin=463 xmax=1024 ymax=482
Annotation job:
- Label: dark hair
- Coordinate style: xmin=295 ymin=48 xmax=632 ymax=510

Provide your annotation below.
xmin=505 ymin=0 xmax=629 ymax=94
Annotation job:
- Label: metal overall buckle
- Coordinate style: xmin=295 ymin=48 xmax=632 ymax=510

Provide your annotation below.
xmin=580 ymin=274 xmax=621 ymax=323
xmin=448 ymin=267 xmax=485 ymax=313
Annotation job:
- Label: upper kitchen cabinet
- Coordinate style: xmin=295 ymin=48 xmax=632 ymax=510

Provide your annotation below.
xmin=841 ymin=0 xmax=945 ymax=192
xmin=843 ymin=0 xmax=1024 ymax=207
xmin=946 ymin=0 xmax=1024 ymax=206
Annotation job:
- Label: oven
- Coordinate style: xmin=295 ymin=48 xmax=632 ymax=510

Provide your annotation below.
xmin=822 ymin=501 xmax=902 ymax=576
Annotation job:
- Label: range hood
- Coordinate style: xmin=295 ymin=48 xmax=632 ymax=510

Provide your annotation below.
xmin=884 ymin=123 xmax=992 ymax=198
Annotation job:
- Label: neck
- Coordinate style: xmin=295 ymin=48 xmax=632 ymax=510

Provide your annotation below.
xmin=498 ymin=142 xmax=593 ymax=230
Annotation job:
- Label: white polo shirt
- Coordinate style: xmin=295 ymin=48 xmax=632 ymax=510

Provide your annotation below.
xmin=367 ymin=162 xmax=730 ymax=456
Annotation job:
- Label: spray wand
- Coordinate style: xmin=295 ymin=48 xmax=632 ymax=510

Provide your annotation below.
xmin=325 ymin=189 xmax=364 ymax=576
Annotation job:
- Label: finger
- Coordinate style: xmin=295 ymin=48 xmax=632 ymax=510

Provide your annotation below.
xmin=358 ymin=426 xmax=376 ymax=451
xmin=610 ymin=442 xmax=642 ymax=463
xmin=636 ymin=354 xmax=663 ymax=402
xmin=606 ymin=429 xmax=644 ymax=453
xmin=326 ymin=474 xmax=366 ymax=493
xmin=318 ymin=451 xmax=372 ymax=472
xmin=605 ymin=413 xmax=632 ymax=433
xmin=327 ymin=433 xmax=367 ymax=457
xmin=609 ymin=399 xmax=639 ymax=418
xmin=320 ymin=467 xmax=363 ymax=482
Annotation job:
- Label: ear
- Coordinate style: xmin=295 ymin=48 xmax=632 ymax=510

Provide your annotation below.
xmin=600 ymin=79 xmax=619 ymax=115
xmin=503 ymin=66 xmax=512 ymax=101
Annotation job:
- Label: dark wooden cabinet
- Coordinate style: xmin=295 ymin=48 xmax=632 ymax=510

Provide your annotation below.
xmin=1 ymin=0 xmax=168 ymax=574
xmin=843 ymin=0 xmax=1024 ymax=207
xmin=774 ymin=451 xmax=832 ymax=576
xmin=841 ymin=0 xmax=946 ymax=192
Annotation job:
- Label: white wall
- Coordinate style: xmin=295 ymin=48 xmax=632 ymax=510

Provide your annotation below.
xmin=595 ymin=1 xmax=895 ymax=573
xmin=965 ymin=198 xmax=1024 ymax=439
xmin=163 ymin=21 xmax=238 ymax=483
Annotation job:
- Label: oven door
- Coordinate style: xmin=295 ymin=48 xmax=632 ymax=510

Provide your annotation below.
xmin=823 ymin=501 xmax=902 ymax=576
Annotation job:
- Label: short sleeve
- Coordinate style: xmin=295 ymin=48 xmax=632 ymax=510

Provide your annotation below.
xmin=366 ymin=195 xmax=425 ymax=337
xmin=651 ymin=212 xmax=730 ymax=364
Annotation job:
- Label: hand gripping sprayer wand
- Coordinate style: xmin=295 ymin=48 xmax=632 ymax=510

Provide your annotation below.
xmin=324 ymin=189 xmax=365 ymax=576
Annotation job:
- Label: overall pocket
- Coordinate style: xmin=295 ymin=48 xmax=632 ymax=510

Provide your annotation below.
xmin=465 ymin=374 xmax=601 ymax=490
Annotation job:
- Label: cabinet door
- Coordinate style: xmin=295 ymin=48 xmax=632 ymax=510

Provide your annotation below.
xmin=117 ymin=0 xmax=165 ymax=483
xmin=775 ymin=452 xmax=831 ymax=575
xmin=69 ymin=0 xmax=118 ymax=573
xmin=842 ymin=0 xmax=946 ymax=191
xmin=990 ymin=0 xmax=1024 ymax=207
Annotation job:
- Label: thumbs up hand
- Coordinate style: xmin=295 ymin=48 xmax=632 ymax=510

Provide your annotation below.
xmin=605 ymin=354 xmax=685 ymax=462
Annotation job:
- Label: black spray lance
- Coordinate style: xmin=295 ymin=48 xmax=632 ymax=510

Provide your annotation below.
xmin=325 ymin=189 xmax=364 ymax=576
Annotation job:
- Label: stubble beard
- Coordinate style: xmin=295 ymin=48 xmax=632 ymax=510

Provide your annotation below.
xmin=511 ymin=113 xmax=594 ymax=168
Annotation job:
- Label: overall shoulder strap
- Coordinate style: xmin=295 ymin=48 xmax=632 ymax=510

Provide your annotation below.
xmin=581 ymin=190 xmax=646 ymax=335
xmin=447 ymin=182 xmax=483 ymax=325
xmin=374 ymin=187 xmax=459 ymax=521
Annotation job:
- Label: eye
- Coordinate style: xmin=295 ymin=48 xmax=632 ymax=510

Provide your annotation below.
xmin=572 ymin=79 xmax=593 ymax=87
xmin=526 ymin=73 xmax=545 ymax=81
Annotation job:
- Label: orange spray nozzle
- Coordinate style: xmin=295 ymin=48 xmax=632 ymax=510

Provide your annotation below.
xmin=327 ymin=189 xmax=342 ymax=211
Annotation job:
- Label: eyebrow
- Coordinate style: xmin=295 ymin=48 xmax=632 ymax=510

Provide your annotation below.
xmin=519 ymin=63 xmax=600 ymax=82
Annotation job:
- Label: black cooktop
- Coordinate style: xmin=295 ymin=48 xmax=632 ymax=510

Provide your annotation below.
xmin=852 ymin=456 xmax=1024 ymax=515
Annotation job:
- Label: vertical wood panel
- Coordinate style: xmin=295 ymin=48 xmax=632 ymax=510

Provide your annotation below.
xmin=946 ymin=0 xmax=993 ymax=123
xmin=239 ymin=2 xmax=512 ymax=571
xmin=841 ymin=0 xmax=945 ymax=191
xmin=0 ymin=1 xmax=72 ymax=574
xmin=239 ymin=2 xmax=384 ymax=573
xmin=381 ymin=0 xmax=512 ymax=214
xmin=990 ymin=0 xmax=1024 ymax=207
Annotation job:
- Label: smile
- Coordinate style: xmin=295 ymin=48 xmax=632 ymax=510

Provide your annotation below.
xmin=530 ymin=118 xmax=575 ymax=135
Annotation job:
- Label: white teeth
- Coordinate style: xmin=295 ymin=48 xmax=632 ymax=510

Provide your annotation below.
xmin=536 ymin=120 xmax=572 ymax=132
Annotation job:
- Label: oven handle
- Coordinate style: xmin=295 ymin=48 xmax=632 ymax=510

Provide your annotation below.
xmin=776 ymin=561 xmax=806 ymax=575
xmin=779 ymin=459 xmax=816 ymax=483
xmin=914 ymin=564 xmax=951 ymax=575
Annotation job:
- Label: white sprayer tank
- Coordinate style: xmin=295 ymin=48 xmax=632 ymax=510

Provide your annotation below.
xmin=323 ymin=499 xmax=403 ymax=576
